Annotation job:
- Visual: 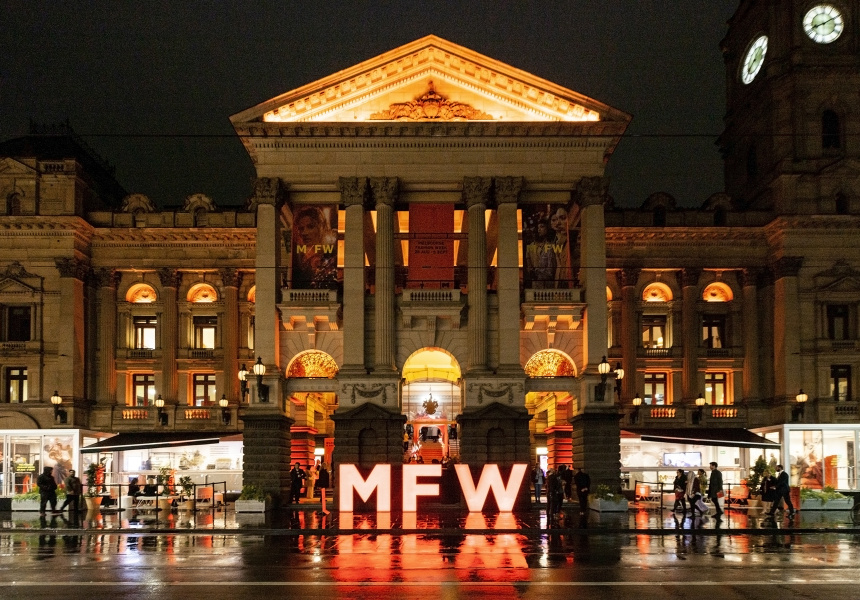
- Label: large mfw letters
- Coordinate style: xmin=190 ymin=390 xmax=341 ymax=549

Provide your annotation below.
xmin=338 ymin=463 xmax=528 ymax=512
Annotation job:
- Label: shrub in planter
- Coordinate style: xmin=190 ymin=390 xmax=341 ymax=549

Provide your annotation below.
xmin=235 ymin=485 xmax=272 ymax=512
xmin=800 ymin=486 xmax=854 ymax=510
xmin=588 ymin=484 xmax=629 ymax=512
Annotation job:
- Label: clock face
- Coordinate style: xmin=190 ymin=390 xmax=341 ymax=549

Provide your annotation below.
xmin=741 ymin=35 xmax=768 ymax=84
xmin=803 ymin=4 xmax=844 ymax=43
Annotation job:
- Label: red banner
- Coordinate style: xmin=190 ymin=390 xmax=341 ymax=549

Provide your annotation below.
xmin=408 ymin=204 xmax=454 ymax=289
xmin=292 ymin=205 xmax=339 ymax=289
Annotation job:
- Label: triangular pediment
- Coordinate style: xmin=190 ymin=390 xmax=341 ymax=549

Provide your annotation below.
xmin=820 ymin=158 xmax=860 ymax=177
xmin=0 ymin=278 xmax=38 ymax=296
xmin=231 ymin=35 xmax=629 ymax=126
xmin=0 ymin=157 xmax=37 ymax=177
xmin=818 ymin=276 xmax=860 ymax=293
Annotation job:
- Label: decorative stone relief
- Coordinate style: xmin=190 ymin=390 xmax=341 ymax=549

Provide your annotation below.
xmin=54 ymin=257 xmax=88 ymax=280
xmin=339 ymin=177 xmax=369 ymax=207
xmin=248 ymin=177 xmax=287 ymax=211
xmin=467 ymin=382 xmax=523 ymax=405
xmin=575 ymin=176 xmax=608 ymax=207
xmin=120 ymin=193 xmax=156 ymax=214
xmin=341 ymin=382 xmax=396 ymax=405
xmin=369 ymin=83 xmax=493 ymax=121
xmin=463 ymin=177 xmax=492 ymax=208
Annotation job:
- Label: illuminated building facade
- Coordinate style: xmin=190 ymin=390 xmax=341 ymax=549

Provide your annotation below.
xmin=2 ymin=3 xmax=860 ymax=503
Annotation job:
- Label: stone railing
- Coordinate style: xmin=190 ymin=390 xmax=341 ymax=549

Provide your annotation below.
xmin=189 ymin=349 xmax=215 ymax=360
xmin=184 ymin=408 xmax=213 ymax=420
xmin=121 ymin=408 xmax=150 ymax=420
xmin=710 ymin=407 xmax=738 ymax=418
xmin=649 ymin=407 xmax=676 ymax=418
xmin=401 ymin=289 xmax=461 ymax=302
xmin=128 ymin=349 xmax=154 ymax=359
xmin=524 ymin=288 xmax=582 ymax=303
xmin=286 ymin=289 xmax=338 ymax=303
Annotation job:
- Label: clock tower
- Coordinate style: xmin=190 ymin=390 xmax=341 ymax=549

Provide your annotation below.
xmin=719 ymin=1 xmax=860 ymax=213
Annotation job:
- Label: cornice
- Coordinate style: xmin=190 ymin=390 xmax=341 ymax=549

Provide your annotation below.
xmin=605 ymin=229 xmax=766 ymax=244
xmin=92 ymin=229 xmax=257 ymax=246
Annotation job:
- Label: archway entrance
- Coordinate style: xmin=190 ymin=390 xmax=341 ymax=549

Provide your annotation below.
xmin=401 ymin=348 xmax=462 ymax=463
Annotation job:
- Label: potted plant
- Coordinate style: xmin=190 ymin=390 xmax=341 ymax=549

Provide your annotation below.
xmin=179 ymin=476 xmax=196 ymax=511
xmin=235 ymin=484 xmax=272 ymax=512
xmin=746 ymin=455 xmax=768 ymax=507
xmin=588 ymin=484 xmax=629 ymax=512
xmin=84 ymin=462 xmax=104 ymax=511
xmin=800 ymin=486 xmax=854 ymax=510
xmin=12 ymin=488 xmax=66 ymax=511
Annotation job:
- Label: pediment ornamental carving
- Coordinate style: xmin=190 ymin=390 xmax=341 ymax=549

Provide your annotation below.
xmin=370 ymin=82 xmax=492 ymax=121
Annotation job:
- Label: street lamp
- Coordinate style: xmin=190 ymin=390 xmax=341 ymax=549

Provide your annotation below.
xmin=154 ymin=394 xmax=168 ymax=427
xmin=50 ymin=390 xmax=67 ymax=424
xmin=595 ymin=356 xmax=611 ymax=402
xmin=614 ymin=362 xmax=625 ymax=398
xmin=253 ymin=356 xmax=268 ymax=402
xmin=793 ymin=389 xmax=808 ymax=421
xmin=693 ymin=393 xmax=706 ymax=425
xmin=631 ymin=394 xmax=642 ymax=424
xmin=219 ymin=394 xmax=231 ymax=425
xmin=238 ymin=363 xmax=248 ymax=403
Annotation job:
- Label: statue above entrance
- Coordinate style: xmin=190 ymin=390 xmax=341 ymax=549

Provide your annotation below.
xmin=370 ymin=82 xmax=493 ymax=121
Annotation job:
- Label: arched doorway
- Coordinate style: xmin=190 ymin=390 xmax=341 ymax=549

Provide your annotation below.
xmin=401 ymin=348 xmax=462 ymax=463
xmin=524 ymin=349 xmax=577 ymax=471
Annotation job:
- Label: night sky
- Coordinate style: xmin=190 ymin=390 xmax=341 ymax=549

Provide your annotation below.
xmin=1 ymin=1 xmax=739 ymax=208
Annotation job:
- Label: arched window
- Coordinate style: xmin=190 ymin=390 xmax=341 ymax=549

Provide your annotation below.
xmin=702 ymin=282 xmax=733 ymax=302
xmin=286 ymin=350 xmax=339 ymax=378
xmin=642 ymin=282 xmax=673 ymax=302
xmin=187 ymin=283 xmax=218 ymax=303
xmin=822 ymin=110 xmax=841 ymax=150
xmin=524 ymin=350 xmax=576 ymax=377
xmin=126 ymin=283 xmax=157 ymax=303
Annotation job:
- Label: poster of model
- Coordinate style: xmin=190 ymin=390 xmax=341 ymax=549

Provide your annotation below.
xmin=522 ymin=204 xmax=571 ymax=289
xmin=291 ymin=205 xmax=339 ymax=289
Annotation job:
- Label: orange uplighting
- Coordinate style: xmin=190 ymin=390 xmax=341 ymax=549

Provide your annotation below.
xmin=454 ymin=464 xmax=527 ymax=512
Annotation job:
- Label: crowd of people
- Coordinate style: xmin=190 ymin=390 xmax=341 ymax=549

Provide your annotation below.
xmin=531 ymin=463 xmax=591 ymax=517
xmin=289 ymin=460 xmax=331 ymax=514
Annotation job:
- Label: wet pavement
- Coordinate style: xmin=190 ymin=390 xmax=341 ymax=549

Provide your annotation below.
xmin=2 ymin=503 xmax=860 ymax=599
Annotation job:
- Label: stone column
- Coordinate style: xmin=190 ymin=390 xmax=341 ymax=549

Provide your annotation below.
xmin=740 ymin=268 xmax=760 ymax=401
xmin=773 ymin=257 xmax=803 ymax=401
xmin=617 ymin=268 xmax=639 ymax=400
xmin=157 ymin=268 xmax=180 ymax=404
xmin=576 ymin=177 xmax=609 ymax=394
xmin=54 ymin=258 xmax=87 ymax=402
xmin=494 ymin=176 xmax=523 ymax=373
xmin=370 ymin=177 xmax=398 ymax=372
xmin=95 ymin=268 xmax=120 ymax=405
xmin=679 ymin=268 xmax=701 ymax=401
xmin=251 ymin=178 xmax=286 ymax=396
xmin=464 ymin=177 xmax=492 ymax=373
xmin=241 ymin=411 xmax=294 ymax=505
xmin=339 ymin=177 xmax=368 ymax=372
xmin=220 ymin=268 xmax=240 ymax=400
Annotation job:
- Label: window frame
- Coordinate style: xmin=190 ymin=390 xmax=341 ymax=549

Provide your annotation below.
xmin=192 ymin=373 xmax=217 ymax=407
xmin=4 ymin=305 xmax=32 ymax=342
xmin=704 ymin=372 xmax=729 ymax=405
xmin=133 ymin=315 xmax=158 ymax=349
xmin=642 ymin=315 xmax=668 ymax=349
xmin=831 ymin=365 xmax=851 ymax=402
xmin=193 ymin=315 xmax=218 ymax=349
xmin=5 ymin=367 xmax=27 ymax=403
xmin=643 ymin=372 xmax=668 ymax=405
xmin=132 ymin=373 xmax=156 ymax=407
xmin=702 ymin=314 xmax=727 ymax=349
xmin=827 ymin=304 xmax=850 ymax=341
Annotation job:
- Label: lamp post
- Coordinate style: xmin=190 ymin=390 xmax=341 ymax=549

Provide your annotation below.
xmin=793 ymin=389 xmax=808 ymax=421
xmin=614 ymin=362 xmax=625 ymax=399
xmin=253 ymin=356 xmax=268 ymax=403
xmin=595 ymin=356 xmax=611 ymax=402
xmin=238 ymin=363 xmax=248 ymax=403
xmin=631 ymin=394 xmax=642 ymax=424
xmin=693 ymin=393 xmax=706 ymax=425
xmin=219 ymin=393 xmax=231 ymax=425
xmin=154 ymin=394 xmax=168 ymax=427
xmin=50 ymin=390 xmax=67 ymax=424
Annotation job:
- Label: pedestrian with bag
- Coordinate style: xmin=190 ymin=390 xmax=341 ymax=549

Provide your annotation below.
xmin=708 ymin=462 xmax=724 ymax=519
xmin=766 ymin=464 xmax=795 ymax=517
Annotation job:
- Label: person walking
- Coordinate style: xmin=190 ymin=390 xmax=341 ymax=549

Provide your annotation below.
xmin=316 ymin=463 xmax=330 ymax=515
xmin=573 ymin=467 xmax=591 ymax=515
xmin=59 ymin=469 xmax=83 ymax=514
xmin=708 ymin=462 xmax=724 ymax=518
xmin=767 ymin=464 xmax=795 ymax=517
xmin=289 ymin=462 xmax=305 ymax=504
xmin=306 ymin=461 xmax=319 ymax=500
xmin=686 ymin=469 xmax=704 ymax=519
xmin=560 ymin=464 xmax=573 ymax=502
xmin=672 ymin=469 xmax=688 ymax=513
xmin=531 ymin=464 xmax=545 ymax=504
xmin=37 ymin=466 xmax=59 ymax=515
xmin=546 ymin=467 xmax=563 ymax=518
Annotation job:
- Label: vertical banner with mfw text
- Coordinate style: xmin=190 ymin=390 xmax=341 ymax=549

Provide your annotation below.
xmin=522 ymin=204 xmax=571 ymax=289
xmin=292 ymin=204 xmax=339 ymax=289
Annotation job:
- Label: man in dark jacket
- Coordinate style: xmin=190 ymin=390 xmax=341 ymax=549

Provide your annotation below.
xmin=573 ymin=468 xmax=591 ymax=514
xmin=289 ymin=462 xmax=305 ymax=504
xmin=37 ymin=466 xmax=59 ymax=515
xmin=767 ymin=464 xmax=795 ymax=516
xmin=59 ymin=469 xmax=83 ymax=514
xmin=708 ymin=461 xmax=724 ymax=518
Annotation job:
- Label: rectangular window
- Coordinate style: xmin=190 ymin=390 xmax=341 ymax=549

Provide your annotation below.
xmin=133 ymin=316 xmax=157 ymax=349
xmin=193 ymin=373 xmax=217 ymax=406
xmin=132 ymin=373 xmax=156 ymax=407
xmin=644 ymin=372 xmax=667 ymax=405
xmin=193 ymin=316 xmax=217 ymax=349
xmin=6 ymin=367 xmax=27 ymax=403
xmin=6 ymin=306 xmax=31 ymax=341
xmin=827 ymin=305 xmax=850 ymax=340
xmin=702 ymin=315 xmax=726 ymax=349
xmin=831 ymin=365 xmax=851 ymax=402
xmin=642 ymin=316 xmax=667 ymax=348
xmin=705 ymin=372 xmax=728 ymax=405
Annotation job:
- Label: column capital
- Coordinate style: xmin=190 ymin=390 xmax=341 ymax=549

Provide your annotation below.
xmin=93 ymin=267 xmax=121 ymax=289
xmin=677 ymin=267 xmax=701 ymax=289
xmin=738 ymin=267 xmax=761 ymax=288
xmin=55 ymin=257 xmax=88 ymax=280
xmin=339 ymin=177 xmax=369 ymax=208
xmin=494 ymin=176 xmax=523 ymax=205
xmin=773 ymin=256 xmax=803 ymax=280
xmin=616 ymin=268 xmax=639 ymax=289
xmin=157 ymin=268 xmax=181 ymax=288
xmin=369 ymin=177 xmax=398 ymax=207
xmin=463 ymin=177 xmax=491 ymax=209
xmin=248 ymin=177 xmax=287 ymax=211
xmin=220 ymin=268 xmax=242 ymax=289
xmin=575 ymin=176 xmax=609 ymax=207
